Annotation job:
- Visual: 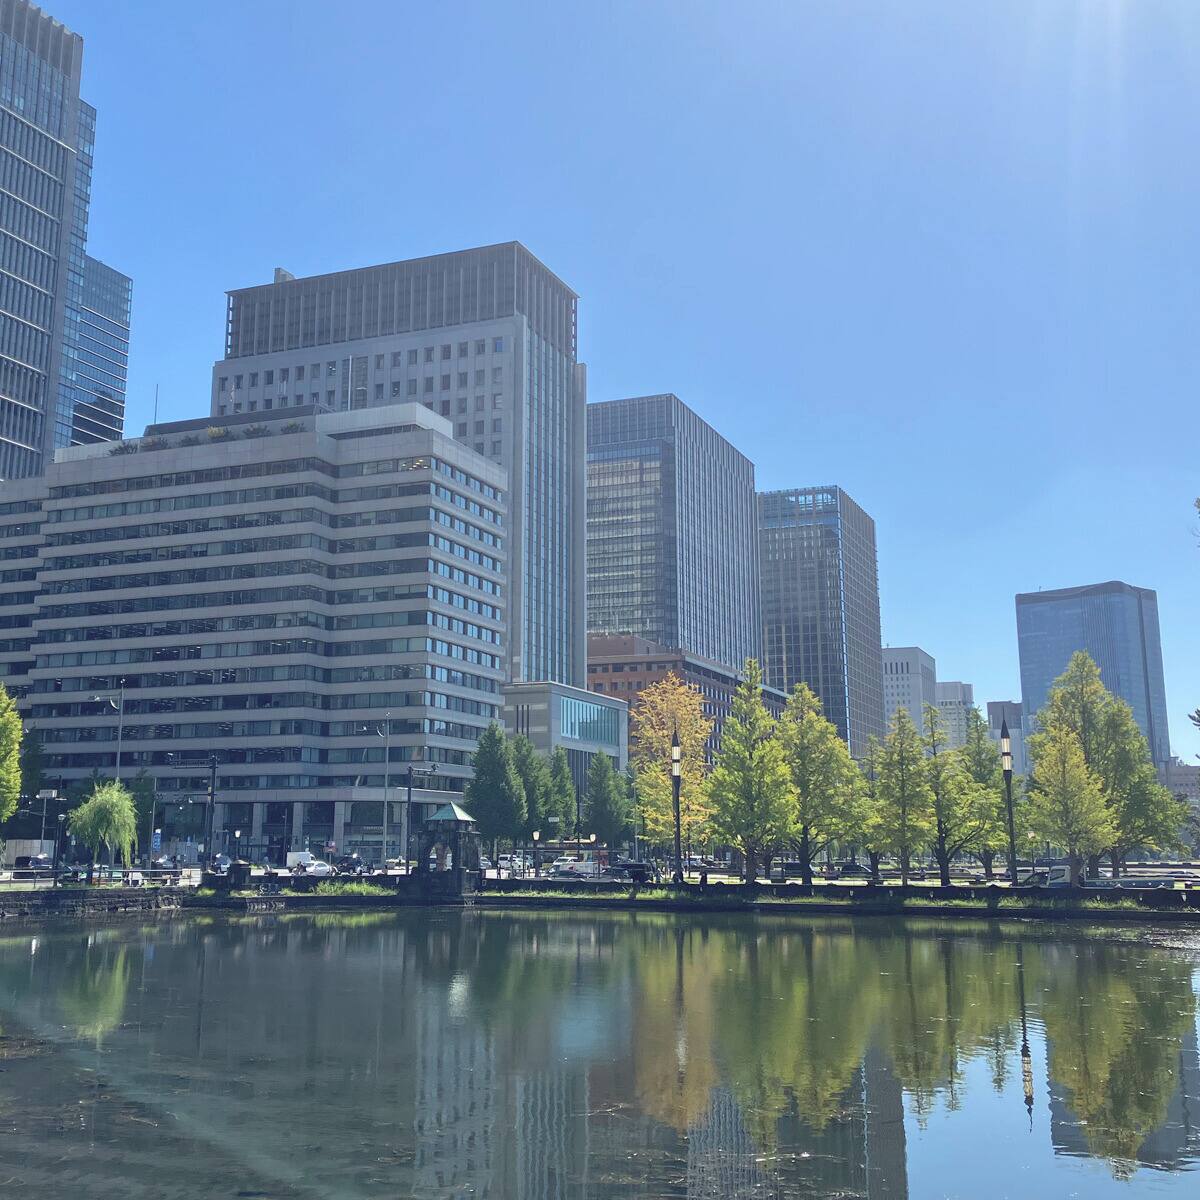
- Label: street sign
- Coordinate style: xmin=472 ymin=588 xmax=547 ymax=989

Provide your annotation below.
xmin=152 ymin=829 xmax=162 ymax=852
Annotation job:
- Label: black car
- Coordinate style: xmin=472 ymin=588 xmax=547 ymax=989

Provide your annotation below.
xmin=12 ymin=854 xmax=54 ymax=879
xmin=334 ymin=854 xmax=368 ymax=875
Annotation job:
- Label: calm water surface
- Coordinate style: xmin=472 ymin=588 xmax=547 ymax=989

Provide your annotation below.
xmin=0 ymin=910 xmax=1198 ymax=1199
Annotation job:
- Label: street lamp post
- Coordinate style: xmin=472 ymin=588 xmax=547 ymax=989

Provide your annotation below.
xmin=377 ymin=713 xmax=391 ymax=870
xmin=53 ymin=812 xmax=66 ymax=886
xmin=532 ymin=829 xmax=540 ymax=878
xmin=671 ymin=726 xmax=683 ymax=886
xmin=91 ymin=679 xmax=126 ymax=782
xmin=1000 ymin=719 xmax=1018 ymax=885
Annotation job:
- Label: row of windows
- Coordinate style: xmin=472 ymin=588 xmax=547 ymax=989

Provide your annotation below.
xmin=49 ymin=452 xmax=501 ymax=504
xmin=45 ymin=502 xmax=500 ymax=549
xmin=0 ymin=105 xmax=69 ymax=178
xmin=216 ymin=338 xmax=507 ymax=392
xmin=42 ymin=716 xmax=487 ymax=744
xmin=32 ymin=689 xmax=496 ymax=720
xmin=54 ymin=756 xmax=472 ymax=783
xmin=39 ymin=634 xmax=502 ymax=671
xmin=38 ymin=606 xmax=501 ymax=645
xmin=37 ymin=580 xmax=501 ymax=622
xmin=0 ymin=144 xmax=63 ymax=221
xmin=47 ymin=478 xmax=501 ymax=528
xmin=33 ymin=661 xmax=499 ymax=695
xmin=0 ymin=299 xmax=48 ymax=369
xmin=40 ymin=529 xmax=503 ymax=575
xmin=40 ymin=554 xmax=502 ymax=598
xmin=0 ymin=228 xmax=53 ymax=290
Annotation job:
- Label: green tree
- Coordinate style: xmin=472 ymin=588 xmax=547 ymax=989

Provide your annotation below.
xmin=18 ymin=727 xmax=44 ymax=803
xmin=709 ymin=659 xmax=793 ymax=882
xmin=857 ymin=735 xmax=887 ymax=879
xmin=1033 ymin=652 xmax=1184 ymax=873
xmin=959 ymin=707 xmax=1008 ymax=878
xmin=509 ymin=734 xmax=551 ymax=840
xmin=464 ymin=722 xmax=526 ymax=857
xmin=547 ymin=746 xmax=577 ymax=840
xmin=0 ymin=684 xmax=22 ymax=824
xmin=629 ymin=672 xmax=713 ymax=847
xmin=923 ymin=705 xmax=991 ymax=886
xmin=68 ymin=780 xmax=138 ymax=872
xmin=583 ymin=751 xmax=630 ymax=848
xmin=875 ymin=708 xmax=933 ymax=885
xmin=777 ymin=682 xmax=859 ymax=886
xmin=1028 ymin=725 xmax=1114 ymax=885
xmin=129 ymin=769 xmax=157 ymax=856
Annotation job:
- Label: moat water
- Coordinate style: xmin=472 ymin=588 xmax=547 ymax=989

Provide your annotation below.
xmin=0 ymin=909 xmax=1198 ymax=1198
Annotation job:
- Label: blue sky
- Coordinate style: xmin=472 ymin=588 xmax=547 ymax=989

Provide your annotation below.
xmin=60 ymin=0 xmax=1199 ymax=760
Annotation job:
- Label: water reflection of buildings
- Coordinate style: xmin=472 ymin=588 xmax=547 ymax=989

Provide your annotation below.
xmin=685 ymin=1048 xmax=908 ymax=1200
xmin=1049 ymin=1025 xmax=1200 ymax=1171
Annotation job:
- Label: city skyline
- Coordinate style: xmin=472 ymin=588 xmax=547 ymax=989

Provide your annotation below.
xmin=34 ymin=0 xmax=1200 ymax=762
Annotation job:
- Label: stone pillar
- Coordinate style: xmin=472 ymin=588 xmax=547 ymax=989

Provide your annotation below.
xmin=333 ymin=801 xmax=349 ymax=855
xmin=292 ymin=801 xmax=305 ymax=851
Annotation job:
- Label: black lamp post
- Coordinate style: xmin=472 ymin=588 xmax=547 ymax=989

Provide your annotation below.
xmin=671 ymin=726 xmax=683 ymax=885
xmin=1001 ymin=719 xmax=1018 ymax=884
xmin=52 ymin=812 xmax=66 ymax=886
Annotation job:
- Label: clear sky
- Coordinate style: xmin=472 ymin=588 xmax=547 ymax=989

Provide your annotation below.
xmin=59 ymin=0 xmax=1200 ymax=760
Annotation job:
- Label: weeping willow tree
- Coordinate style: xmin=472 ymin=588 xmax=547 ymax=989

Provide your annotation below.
xmin=68 ymin=780 xmax=137 ymax=870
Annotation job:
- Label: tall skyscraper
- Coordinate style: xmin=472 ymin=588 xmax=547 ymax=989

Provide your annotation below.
xmin=935 ymin=680 xmax=974 ymax=748
xmin=882 ymin=646 xmax=937 ymax=732
xmin=0 ymin=0 xmax=130 ymax=477
xmin=758 ymin=486 xmax=884 ymax=758
xmin=1015 ymin=580 xmax=1171 ymax=766
xmin=586 ymin=393 xmax=759 ymax=673
xmin=210 ymin=242 xmax=585 ymax=686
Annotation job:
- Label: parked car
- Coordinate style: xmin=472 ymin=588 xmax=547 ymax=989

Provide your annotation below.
xmin=12 ymin=854 xmax=54 ymax=879
xmin=291 ymin=858 xmax=335 ymax=877
xmin=334 ymin=853 xmax=368 ymax=875
xmin=837 ymin=862 xmax=872 ymax=879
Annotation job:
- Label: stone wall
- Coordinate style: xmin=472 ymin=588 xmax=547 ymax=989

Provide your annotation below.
xmin=0 ymin=886 xmax=185 ymax=922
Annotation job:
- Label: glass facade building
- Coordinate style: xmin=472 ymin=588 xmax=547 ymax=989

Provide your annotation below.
xmin=758 ymin=486 xmax=884 ymax=758
xmin=1016 ymin=580 xmax=1171 ymax=766
xmin=212 ymin=242 xmax=585 ymax=687
xmin=587 ymin=394 xmax=760 ymax=674
xmin=0 ymin=1 xmax=129 ymax=478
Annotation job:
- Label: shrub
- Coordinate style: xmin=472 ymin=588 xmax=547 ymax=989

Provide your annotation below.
xmin=280 ymin=421 xmax=305 ymax=434
xmin=242 ymin=424 xmax=270 ymax=438
xmin=179 ymin=435 xmax=201 ymax=447
xmin=314 ymin=880 xmax=393 ymax=897
xmin=108 ymin=442 xmax=137 ymax=455
xmin=206 ymin=426 xmax=232 ymax=440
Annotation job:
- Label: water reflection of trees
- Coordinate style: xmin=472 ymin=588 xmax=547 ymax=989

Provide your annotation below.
xmin=614 ymin=917 xmax=1197 ymax=1178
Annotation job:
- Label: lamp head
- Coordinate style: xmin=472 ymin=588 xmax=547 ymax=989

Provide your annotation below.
xmin=671 ymin=724 xmax=682 ymax=776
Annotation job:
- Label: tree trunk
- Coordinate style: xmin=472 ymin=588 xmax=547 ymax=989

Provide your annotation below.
xmin=1085 ymin=853 xmax=1100 ymax=881
xmin=743 ymin=847 xmax=755 ymax=884
xmin=981 ymin=849 xmax=995 ymax=881
xmin=935 ymin=827 xmax=951 ymax=887
xmin=900 ymin=847 xmax=910 ymax=888
xmin=1109 ymin=849 xmax=1121 ymax=879
xmin=867 ymin=849 xmax=881 ymax=882
xmin=1068 ymin=853 xmax=1083 ymax=888
xmin=800 ymin=828 xmax=813 ymax=888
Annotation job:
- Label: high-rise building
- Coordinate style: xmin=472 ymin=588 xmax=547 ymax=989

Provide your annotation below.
xmin=758 ymin=486 xmax=884 ymax=758
xmin=0 ymin=403 xmax=507 ymax=861
xmin=987 ymin=700 xmax=1028 ymax=776
xmin=935 ymin=680 xmax=974 ymax=749
xmin=586 ymin=394 xmax=759 ymax=674
xmin=882 ymin=647 xmax=936 ymax=733
xmin=210 ymin=242 xmax=585 ymax=686
xmin=1015 ymin=581 xmax=1171 ymax=766
xmin=0 ymin=0 xmax=130 ymax=478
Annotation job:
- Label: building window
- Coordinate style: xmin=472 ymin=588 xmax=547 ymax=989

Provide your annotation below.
xmin=375 ymin=383 xmax=384 ymax=399
xmin=474 ymin=420 xmax=485 ymax=435
xmin=457 ymin=372 xmax=468 ymax=388
xmin=218 ymin=404 xmax=227 ymax=415
xmin=218 ymin=376 xmax=228 ymax=392
xmin=457 ymin=397 xmax=468 ymax=414
xmin=456 ymin=422 xmax=468 ymax=437
xmin=264 ymin=398 xmax=273 ymax=410
xmin=475 ymin=339 xmax=485 ymax=354
xmin=264 ymin=370 xmax=274 ymax=386
xmin=249 ymin=373 xmax=258 ymax=387
xmin=311 ymin=363 xmax=320 ymax=379
xmin=440 ymin=400 xmax=451 ymax=416
xmin=475 ymin=395 xmax=485 ymax=411
xmin=296 ymin=365 xmax=305 ymax=381
xmin=492 ymin=367 xmax=502 ymax=383
xmin=424 ymin=347 xmax=434 ymax=363
xmin=474 ymin=442 xmax=484 ymax=454
xmin=392 ymin=382 xmax=402 ymax=397
xmin=491 ymin=439 xmax=501 ymax=456
xmin=407 ymin=379 xmax=417 ymax=396
xmin=375 ymin=354 xmax=384 ymax=369
xmin=492 ymin=393 xmax=503 ymax=407
xmin=441 ymin=344 xmax=451 ymax=360
xmin=249 ymin=400 xmax=257 ymax=411
xmin=408 ymin=349 xmax=418 ymax=366
xmin=474 ymin=369 xmax=484 ymax=386
xmin=423 ymin=377 xmax=434 ymax=393
xmin=311 ymin=392 xmax=319 ymax=404
xmin=492 ymin=418 xmax=502 ymax=434
xmin=327 ymin=362 xmax=337 ymax=377
xmin=493 ymin=337 xmax=504 ymax=352
xmin=234 ymin=375 xmax=243 ymax=389
xmin=458 ymin=342 xmax=468 ymax=358
xmin=280 ymin=367 xmax=289 ymax=382
xmin=326 ymin=390 xmax=335 ymax=404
